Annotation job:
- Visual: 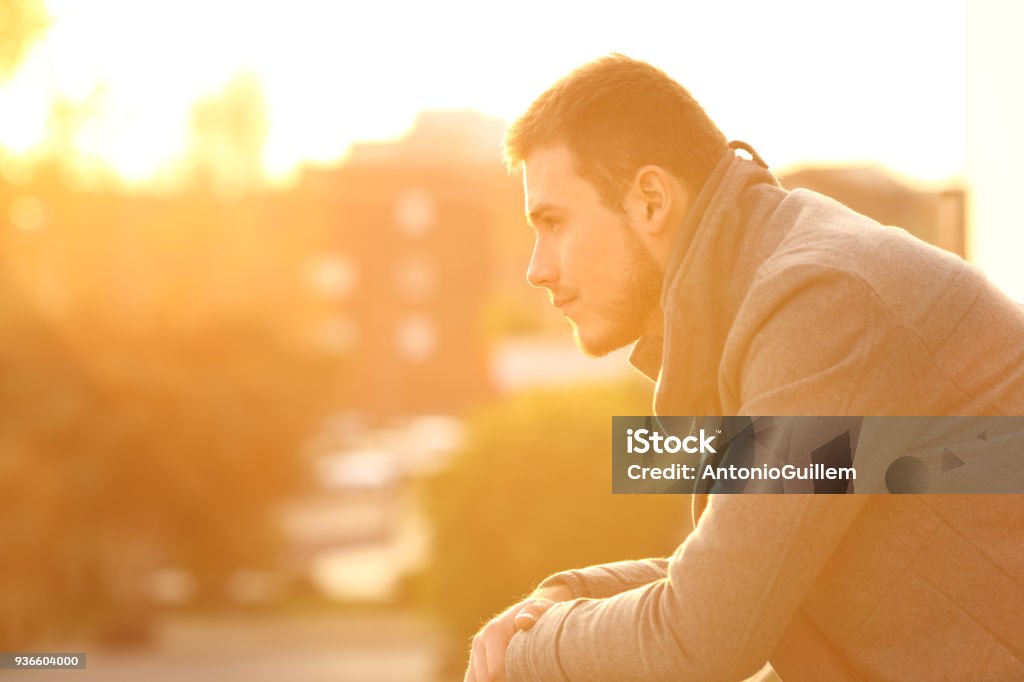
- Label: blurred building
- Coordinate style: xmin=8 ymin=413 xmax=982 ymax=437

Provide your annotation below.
xmin=297 ymin=110 xmax=522 ymax=419
xmin=780 ymin=166 xmax=966 ymax=257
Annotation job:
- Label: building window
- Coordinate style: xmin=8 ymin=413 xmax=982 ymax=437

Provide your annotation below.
xmin=306 ymin=254 xmax=358 ymax=301
xmin=393 ymin=188 xmax=435 ymax=238
xmin=395 ymin=315 xmax=437 ymax=363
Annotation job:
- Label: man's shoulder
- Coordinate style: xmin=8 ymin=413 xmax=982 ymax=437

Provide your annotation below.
xmin=752 ymin=187 xmax=969 ymax=312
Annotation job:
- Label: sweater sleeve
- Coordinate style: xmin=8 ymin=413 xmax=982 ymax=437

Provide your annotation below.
xmin=505 ymin=493 xmax=867 ymax=681
xmin=535 ymin=558 xmax=671 ymax=599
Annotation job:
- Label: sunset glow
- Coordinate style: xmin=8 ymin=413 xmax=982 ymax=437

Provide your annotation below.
xmin=1 ymin=0 xmax=966 ymax=187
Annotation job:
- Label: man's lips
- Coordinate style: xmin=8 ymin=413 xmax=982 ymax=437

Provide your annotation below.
xmin=553 ymin=296 xmax=576 ymax=309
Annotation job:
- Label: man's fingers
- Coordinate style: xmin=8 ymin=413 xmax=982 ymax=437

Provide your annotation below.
xmin=471 ymin=634 xmax=490 ymax=682
xmin=463 ymin=592 xmax=565 ymax=681
xmin=513 ymin=598 xmax=555 ymax=631
xmin=464 ymin=642 xmax=477 ymax=682
xmin=480 ymin=619 xmax=514 ymax=682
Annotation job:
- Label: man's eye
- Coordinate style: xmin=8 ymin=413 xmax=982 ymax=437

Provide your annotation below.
xmin=545 ymin=221 xmax=562 ymax=234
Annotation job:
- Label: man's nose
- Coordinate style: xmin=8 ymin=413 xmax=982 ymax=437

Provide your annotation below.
xmin=526 ymin=239 xmax=557 ymax=289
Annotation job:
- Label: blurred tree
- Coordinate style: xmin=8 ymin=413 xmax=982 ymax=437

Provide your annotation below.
xmin=38 ymin=87 xmax=119 ymax=188
xmin=0 ymin=284 xmax=339 ymax=647
xmin=419 ymin=382 xmax=689 ymax=671
xmin=0 ymin=0 xmax=49 ymax=80
xmin=187 ymin=72 xmax=269 ymax=198
xmin=0 ymin=185 xmax=342 ymax=647
xmin=0 ymin=1 xmax=116 ymax=190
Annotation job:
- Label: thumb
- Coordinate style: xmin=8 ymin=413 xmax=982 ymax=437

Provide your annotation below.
xmin=513 ymin=598 xmax=555 ymax=631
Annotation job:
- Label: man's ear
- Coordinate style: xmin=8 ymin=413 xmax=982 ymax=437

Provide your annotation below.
xmin=630 ymin=165 xmax=673 ymax=235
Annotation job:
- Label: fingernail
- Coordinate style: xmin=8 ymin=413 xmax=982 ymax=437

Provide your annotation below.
xmin=514 ymin=611 xmax=537 ymax=630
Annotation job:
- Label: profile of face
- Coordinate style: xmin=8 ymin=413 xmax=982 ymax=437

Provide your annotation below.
xmin=523 ymin=146 xmax=663 ymax=357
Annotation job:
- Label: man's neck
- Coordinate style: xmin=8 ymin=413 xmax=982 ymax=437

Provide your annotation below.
xmin=643 ymin=306 xmax=665 ymax=339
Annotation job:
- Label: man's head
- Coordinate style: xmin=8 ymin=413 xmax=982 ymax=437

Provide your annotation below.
xmin=504 ymin=54 xmax=728 ymax=356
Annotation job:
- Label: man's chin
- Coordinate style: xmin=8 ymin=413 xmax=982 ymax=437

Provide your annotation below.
xmin=571 ymin=324 xmax=635 ymax=358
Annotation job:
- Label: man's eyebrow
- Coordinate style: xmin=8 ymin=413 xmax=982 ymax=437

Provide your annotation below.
xmin=526 ymin=203 xmax=563 ymax=226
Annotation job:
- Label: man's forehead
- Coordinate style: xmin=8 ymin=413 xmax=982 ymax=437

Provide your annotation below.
xmin=522 ymin=145 xmax=588 ymax=211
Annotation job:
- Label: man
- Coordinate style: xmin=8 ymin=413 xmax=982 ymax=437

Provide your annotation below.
xmin=464 ymin=55 xmax=1024 ymax=681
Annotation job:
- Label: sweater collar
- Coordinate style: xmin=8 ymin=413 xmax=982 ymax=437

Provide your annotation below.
xmin=628 ymin=141 xmax=773 ymax=383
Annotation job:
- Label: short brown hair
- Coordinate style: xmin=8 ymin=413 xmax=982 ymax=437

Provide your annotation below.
xmin=503 ymin=54 xmax=728 ymax=208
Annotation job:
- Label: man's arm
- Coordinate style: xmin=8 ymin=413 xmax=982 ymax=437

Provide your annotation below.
xmin=465 ymin=558 xmax=676 ymax=681
xmin=506 ymin=493 xmax=866 ymax=681
xmin=533 ymin=557 xmax=671 ymax=599
xmin=465 ymin=585 xmax=572 ymax=682
xmin=505 ymin=270 xmax=884 ymax=681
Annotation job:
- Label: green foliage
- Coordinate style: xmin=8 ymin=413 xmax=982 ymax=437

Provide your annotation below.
xmin=419 ymin=381 xmax=690 ymax=646
xmin=480 ymin=294 xmax=542 ymax=338
xmin=0 ymin=0 xmax=50 ymax=79
xmin=0 ymin=216 xmax=341 ymax=647
xmin=188 ymin=72 xmax=269 ymax=197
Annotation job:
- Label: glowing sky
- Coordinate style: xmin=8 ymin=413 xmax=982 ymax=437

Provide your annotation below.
xmin=0 ymin=0 xmax=966 ymax=187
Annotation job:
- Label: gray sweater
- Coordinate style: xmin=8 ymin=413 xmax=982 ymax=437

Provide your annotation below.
xmin=505 ymin=147 xmax=1024 ymax=681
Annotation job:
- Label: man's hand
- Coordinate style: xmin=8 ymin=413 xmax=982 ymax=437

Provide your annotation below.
xmin=464 ymin=584 xmax=572 ymax=682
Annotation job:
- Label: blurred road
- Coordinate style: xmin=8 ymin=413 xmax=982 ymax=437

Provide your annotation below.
xmin=14 ymin=611 xmax=446 ymax=682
